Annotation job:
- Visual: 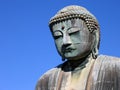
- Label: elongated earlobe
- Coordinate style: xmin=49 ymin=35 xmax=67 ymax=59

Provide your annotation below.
xmin=92 ymin=48 xmax=98 ymax=59
xmin=92 ymin=30 xmax=100 ymax=59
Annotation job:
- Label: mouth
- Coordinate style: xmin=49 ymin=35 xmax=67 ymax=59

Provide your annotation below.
xmin=61 ymin=47 xmax=76 ymax=59
xmin=63 ymin=48 xmax=76 ymax=53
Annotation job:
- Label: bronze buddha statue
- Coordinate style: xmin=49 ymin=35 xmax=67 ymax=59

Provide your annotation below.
xmin=36 ymin=5 xmax=120 ymax=90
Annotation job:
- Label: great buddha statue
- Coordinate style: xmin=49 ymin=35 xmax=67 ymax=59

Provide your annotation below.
xmin=36 ymin=5 xmax=120 ymax=90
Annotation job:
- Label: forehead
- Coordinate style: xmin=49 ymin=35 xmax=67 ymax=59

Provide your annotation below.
xmin=52 ymin=19 xmax=84 ymax=30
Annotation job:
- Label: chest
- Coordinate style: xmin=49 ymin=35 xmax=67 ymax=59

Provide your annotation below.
xmin=48 ymin=66 xmax=92 ymax=90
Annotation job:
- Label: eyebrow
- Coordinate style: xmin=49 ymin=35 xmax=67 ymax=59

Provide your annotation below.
xmin=67 ymin=26 xmax=80 ymax=31
xmin=53 ymin=26 xmax=80 ymax=32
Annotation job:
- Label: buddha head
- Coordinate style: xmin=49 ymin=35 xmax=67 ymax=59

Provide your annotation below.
xmin=49 ymin=5 xmax=100 ymax=61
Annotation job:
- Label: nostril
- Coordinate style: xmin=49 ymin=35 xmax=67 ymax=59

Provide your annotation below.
xmin=61 ymin=43 xmax=72 ymax=55
xmin=63 ymin=43 xmax=71 ymax=48
xmin=62 ymin=43 xmax=71 ymax=50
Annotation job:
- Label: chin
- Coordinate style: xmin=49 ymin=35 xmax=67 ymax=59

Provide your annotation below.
xmin=65 ymin=53 xmax=91 ymax=60
xmin=64 ymin=54 xmax=82 ymax=60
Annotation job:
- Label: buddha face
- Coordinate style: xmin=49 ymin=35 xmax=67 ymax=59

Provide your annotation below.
xmin=52 ymin=18 xmax=95 ymax=60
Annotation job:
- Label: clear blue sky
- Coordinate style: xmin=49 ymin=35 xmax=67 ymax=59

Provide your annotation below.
xmin=0 ymin=0 xmax=120 ymax=90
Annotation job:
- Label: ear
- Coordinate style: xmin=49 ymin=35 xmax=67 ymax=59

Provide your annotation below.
xmin=92 ymin=29 xmax=100 ymax=59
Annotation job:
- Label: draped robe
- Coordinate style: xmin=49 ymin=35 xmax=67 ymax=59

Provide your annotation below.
xmin=36 ymin=55 xmax=120 ymax=90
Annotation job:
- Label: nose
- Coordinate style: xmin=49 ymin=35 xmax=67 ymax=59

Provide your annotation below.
xmin=61 ymin=34 xmax=72 ymax=55
xmin=62 ymin=34 xmax=72 ymax=47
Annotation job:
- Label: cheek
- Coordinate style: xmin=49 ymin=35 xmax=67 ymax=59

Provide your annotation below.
xmin=54 ymin=41 xmax=64 ymax=57
xmin=80 ymin=31 xmax=91 ymax=42
xmin=74 ymin=31 xmax=93 ymax=50
xmin=75 ymin=42 xmax=93 ymax=56
xmin=54 ymin=40 xmax=63 ymax=52
xmin=70 ymin=32 xmax=81 ymax=43
xmin=75 ymin=33 xmax=93 ymax=51
xmin=70 ymin=31 xmax=91 ymax=43
xmin=76 ymin=42 xmax=91 ymax=50
xmin=71 ymin=35 xmax=90 ymax=44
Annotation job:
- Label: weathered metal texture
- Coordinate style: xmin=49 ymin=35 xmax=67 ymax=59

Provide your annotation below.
xmin=36 ymin=55 xmax=120 ymax=90
xmin=49 ymin=5 xmax=100 ymax=60
xmin=87 ymin=55 xmax=120 ymax=90
xmin=49 ymin=5 xmax=99 ymax=33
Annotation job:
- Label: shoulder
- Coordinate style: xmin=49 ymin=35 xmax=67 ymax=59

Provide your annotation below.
xmin=97 ymin=54 xmax=120 ymax=61
xmin=35 ymin=64 xmax=63 ymax=90
xmin=37 ymin=67 xmax=60 ymax=82
xmin=95 ymin=54 xmax=120 ymax=65
xmin=92 ymin=54 xmax=120 ymax=80
xmin=93 ymin=55 xmax=120 ymax=71
xmin=89 ymin=55 xmax=120 ymax=89
xmin=94 ymin=54 xmax=120 ymax=71
xmin=38 ymin=63 xmax=63 ymax=80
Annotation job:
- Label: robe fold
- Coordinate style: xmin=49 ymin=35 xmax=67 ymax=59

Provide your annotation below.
xmin=36 ymin=55 xmax=120 ymax=90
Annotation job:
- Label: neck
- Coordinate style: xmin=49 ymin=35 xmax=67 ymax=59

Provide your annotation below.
xmin=63 ymin=54 xmax=94 ymax=71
